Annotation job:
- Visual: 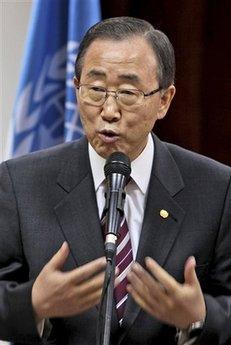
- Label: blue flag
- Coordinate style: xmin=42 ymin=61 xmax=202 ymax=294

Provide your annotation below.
xmin=9 ymin=0 xmax=101 ymax=157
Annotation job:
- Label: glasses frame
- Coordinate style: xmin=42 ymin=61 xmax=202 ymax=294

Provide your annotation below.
xmin=76 ymin=84 xmax=162 ymax=108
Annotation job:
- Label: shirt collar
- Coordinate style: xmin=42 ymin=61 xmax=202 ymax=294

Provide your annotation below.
xmin=88 ymin=133 xmax=154 ymax=194
xmin=130 ymin=134 xmax=154 ymax=194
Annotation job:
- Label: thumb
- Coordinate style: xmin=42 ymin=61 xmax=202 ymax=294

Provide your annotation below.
xmin=48 ymin=241 xmax=70 ymax=270
xmin=184 ymin=256 xmax=198 ymax=286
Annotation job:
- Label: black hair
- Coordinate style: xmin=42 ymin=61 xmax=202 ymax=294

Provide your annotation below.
xmin=75 ymin=16 xmax=175 ymax=89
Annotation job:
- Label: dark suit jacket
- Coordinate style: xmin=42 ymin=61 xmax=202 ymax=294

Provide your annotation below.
xmin=0 ymin=134 xmax=231 ymax=345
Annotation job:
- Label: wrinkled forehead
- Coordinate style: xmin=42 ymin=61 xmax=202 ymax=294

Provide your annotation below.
xmin=80 ymin=37 xmax=159 ymax=84
xmin=84 ymin=36 xmax=157 ymax=63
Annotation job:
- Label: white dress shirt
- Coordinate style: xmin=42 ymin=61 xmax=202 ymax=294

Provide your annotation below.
xmin=88 ymin=133 xmax=154 ymax=259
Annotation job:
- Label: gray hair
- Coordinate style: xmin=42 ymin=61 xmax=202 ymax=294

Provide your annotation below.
xmin=75 ymin=17 xmax=175 ymax=89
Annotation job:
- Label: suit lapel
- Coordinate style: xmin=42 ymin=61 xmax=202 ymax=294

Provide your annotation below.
xmin=54 ymin=137 xmax=120 ymax=331
xmin=54 ymin=137 xmax=104 ymax=267
xmin=120 ymin=135 xmax=186 ymax=341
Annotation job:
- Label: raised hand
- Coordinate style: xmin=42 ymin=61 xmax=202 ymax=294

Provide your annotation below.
xmin=127 ymin=256 xmax=206 ymax=329
xmin=32 ymin=242 xmax=106 ymax=322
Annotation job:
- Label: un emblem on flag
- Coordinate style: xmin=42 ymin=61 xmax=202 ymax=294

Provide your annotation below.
xmin=11 ymin=41 xmax=84 ymax=156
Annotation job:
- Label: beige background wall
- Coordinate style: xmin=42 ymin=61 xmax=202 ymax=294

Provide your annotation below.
xmin=0 ymin=0 xmax=32 ymax=163
xmin=0 ymin=1 xmax=31 ymax=337
xmin=0 ymin=3 xmax=31 ymax=342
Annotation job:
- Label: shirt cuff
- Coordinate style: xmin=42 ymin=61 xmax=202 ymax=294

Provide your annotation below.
xmin=37 ymin=319 xmax=45 ymax=337
xmin=176 ymin=328 xmax=198 ymax=345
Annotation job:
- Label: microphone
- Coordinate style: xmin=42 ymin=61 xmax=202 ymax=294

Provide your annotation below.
xmin=103 ymin=152 xmax=131 ymax=261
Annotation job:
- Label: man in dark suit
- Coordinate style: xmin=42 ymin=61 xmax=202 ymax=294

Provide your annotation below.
xmin=0 ymin=17 xmax=231 ymax=345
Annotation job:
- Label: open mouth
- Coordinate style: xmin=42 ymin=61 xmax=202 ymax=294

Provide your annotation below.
xmin=98 ymin=130 xmax=119 ymax=143
xmin=103 ymin=131 xmax=116 ymax=137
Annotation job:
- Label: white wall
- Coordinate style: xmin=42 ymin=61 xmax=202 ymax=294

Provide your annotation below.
xmin=0 ymin=0 xmax=32 ymax=162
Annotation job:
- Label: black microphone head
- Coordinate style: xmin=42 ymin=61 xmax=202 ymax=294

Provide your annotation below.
xmin=104 ymin=152 xmax=131 ymax=179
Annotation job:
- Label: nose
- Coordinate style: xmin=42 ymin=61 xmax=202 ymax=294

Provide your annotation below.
xmin=100 ymin=95 xmax=121 ymax=123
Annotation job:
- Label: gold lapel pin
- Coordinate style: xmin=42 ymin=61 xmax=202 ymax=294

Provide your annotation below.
xmin=160 ymin=209 xmax=169 ymax=219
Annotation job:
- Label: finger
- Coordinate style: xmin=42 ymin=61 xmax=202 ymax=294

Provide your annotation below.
xmin=114 ymin=267 xmax=120 ymax=287
xmin=128 ymin=263 xmax=167 ymax=301
xmin=48 ymin=242 xmax=70 ymax=270
xmin=59 ymin=284 xmax=104 ymax=317
xmin=129 ymin=263 xmax=165 ymax=299
xmin=77 ymin=285 xmax=103 ymax=312
xmin=75 ymin=271 xmax=105 ymax=297
xmin=68 ymin=257 xmax=106 ymax=284
xmin=184 ymin=256 xmax=198 ymax=286
xmin=127 ymin=284 xmax=161 ymax=319
xmin=127 ymin=267 xmax=148 ymax=295
xmin=145 ymin=257 xmax=179 ymax=294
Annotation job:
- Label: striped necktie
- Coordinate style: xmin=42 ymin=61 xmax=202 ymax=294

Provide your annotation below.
xmin=114 ymin=215 xmax=133 ymax=324
xmin=101 ymin=213 xmax=133 ymax=325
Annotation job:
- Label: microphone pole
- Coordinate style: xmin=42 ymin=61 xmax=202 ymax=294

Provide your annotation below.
xmin=96 ymin=152 xmax=131 ymax=345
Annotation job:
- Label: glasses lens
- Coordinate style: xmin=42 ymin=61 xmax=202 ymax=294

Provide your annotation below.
xmin=80 ymin=86 xmax=105 ymax=105
xmin=79 ymin=85 xmax=143 ymax=108
xmin=118 ymin=89 xmax=141 ymax=106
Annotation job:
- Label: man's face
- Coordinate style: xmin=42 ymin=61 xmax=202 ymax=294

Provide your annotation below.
xmin=75 ymin=36 xmax=175 ymax=161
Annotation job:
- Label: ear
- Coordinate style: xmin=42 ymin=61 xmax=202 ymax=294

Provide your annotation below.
xmin=157 ymin=85 xmax=176 ymax=120
xmin=73 ymin=77 xmax=80 ymax=102
xmin=73 ymin=76 xmax=79 ymax=88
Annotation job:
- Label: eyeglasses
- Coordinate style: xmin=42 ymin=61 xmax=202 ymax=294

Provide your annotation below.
xmin=76 ymin=84 xmax=162 ymax=109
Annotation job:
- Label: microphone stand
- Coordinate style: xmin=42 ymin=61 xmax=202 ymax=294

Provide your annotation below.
xmin=96 ymin=185 xmax=125 ymax=345
xmin=97 ymin=254 xmax=116 ymax=345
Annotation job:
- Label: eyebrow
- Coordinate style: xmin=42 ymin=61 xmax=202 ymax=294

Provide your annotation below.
xmin=118 ymin=73 xmax=140 ymax=83
xmin=86 ymin=69 xmax=106 ymax=78
xmin=86 ymin=69 xmax=141 ymax=83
